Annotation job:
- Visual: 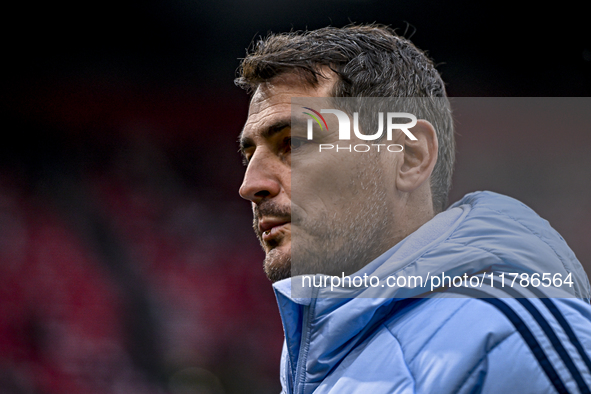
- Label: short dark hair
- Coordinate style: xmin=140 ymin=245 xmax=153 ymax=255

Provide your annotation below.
xmin=235 ymin=24 xmax=455 ymax=212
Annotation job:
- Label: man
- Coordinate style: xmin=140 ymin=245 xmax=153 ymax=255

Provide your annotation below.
xmin=236 ymin=25 xmax=591 ymax=394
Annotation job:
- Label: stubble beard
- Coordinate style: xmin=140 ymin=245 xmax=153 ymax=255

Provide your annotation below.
xmin=263 ymin=248 xmax=292 ymax=283
xmin=291 ymin=158 xmax=394 ymax=278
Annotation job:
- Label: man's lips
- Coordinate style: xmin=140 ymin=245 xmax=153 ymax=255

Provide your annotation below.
xmin=259 ymin=218 xmax=290 ymax=241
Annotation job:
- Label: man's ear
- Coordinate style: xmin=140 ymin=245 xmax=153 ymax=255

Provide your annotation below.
xmin=396 ymin=119 xmax=438 ymax=193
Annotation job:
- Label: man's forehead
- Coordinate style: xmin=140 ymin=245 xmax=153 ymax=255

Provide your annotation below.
xmin=248 ymin=77 xmax=320 ymax=114
xmin=242 ymin=92 xmax=291 ymax=141
xmin=247 ymin=87 xmax=293 ymax=119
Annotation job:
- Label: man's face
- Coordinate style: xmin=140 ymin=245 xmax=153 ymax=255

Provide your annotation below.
xmin=239 ymin=72 xmax=400 ymax=282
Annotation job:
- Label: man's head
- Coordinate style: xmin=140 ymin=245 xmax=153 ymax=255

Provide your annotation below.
xmin=237 ymin=24 xmax=455 ymax=282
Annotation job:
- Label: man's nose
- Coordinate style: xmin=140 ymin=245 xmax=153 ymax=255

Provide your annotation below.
xmin=239 ymin=151 xmax=282 ymax=204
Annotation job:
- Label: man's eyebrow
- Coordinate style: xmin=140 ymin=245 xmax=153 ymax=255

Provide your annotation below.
xmin=238 ymin=120 xmax=291 ymax=154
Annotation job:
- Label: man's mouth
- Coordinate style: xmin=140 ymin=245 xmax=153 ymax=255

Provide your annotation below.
xmin=259 ymin=218 xmax=290 ymax=242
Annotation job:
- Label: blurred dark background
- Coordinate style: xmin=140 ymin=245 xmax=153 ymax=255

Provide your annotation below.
xmin=1 ymin=1 xmax=589 ymax=393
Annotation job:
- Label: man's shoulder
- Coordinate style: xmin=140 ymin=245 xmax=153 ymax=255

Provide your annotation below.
xmin=382 ymin=293 xmax=591 ymax=359
xmin=440 ymin=191 xmax=591 ymax=301
xmin=377 ymin=293 xmax=591 ymax=393
xmin=382 ymin=296 xmax=515 ymax=366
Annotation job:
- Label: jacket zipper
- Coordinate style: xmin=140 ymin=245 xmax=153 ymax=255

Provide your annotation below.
xmin=293 ymin=286 xmax=318 ymax=394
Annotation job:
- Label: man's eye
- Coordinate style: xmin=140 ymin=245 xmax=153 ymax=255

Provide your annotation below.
xmin=290 ymin=137 xmax=307 ymax=150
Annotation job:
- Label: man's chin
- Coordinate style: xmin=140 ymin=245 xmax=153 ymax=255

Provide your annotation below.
xmin=263 ymin=247 xmax=292 ymax=283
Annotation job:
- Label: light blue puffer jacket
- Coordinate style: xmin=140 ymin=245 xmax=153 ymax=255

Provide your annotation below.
xmin=273 ymin=191 xmax=591 ymax=394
